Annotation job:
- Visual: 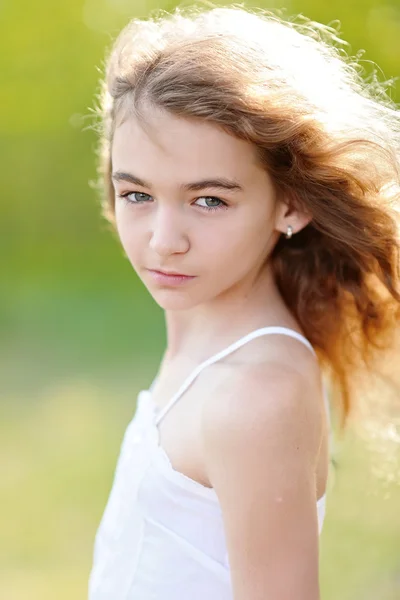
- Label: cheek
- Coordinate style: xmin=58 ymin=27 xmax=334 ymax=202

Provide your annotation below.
xmin=198 ymin=225 xmax=261 ymax=282
xmin=115 ymin=210 xmax=142 ymax=261
xmin=211 ymin=215 xmax=273 ymax=280
xmin=214 ymin=215 xmax=269 ymax=260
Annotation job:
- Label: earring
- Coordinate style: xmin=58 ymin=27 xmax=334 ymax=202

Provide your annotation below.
xmin=285 ymin=225 xmax=293 ymax=239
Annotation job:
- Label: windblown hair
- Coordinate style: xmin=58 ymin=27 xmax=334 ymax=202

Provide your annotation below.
xmin=94 ymin=4 xmax=400 ymax=426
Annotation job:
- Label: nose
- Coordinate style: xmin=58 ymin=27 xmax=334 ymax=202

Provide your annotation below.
xmin=149 ymin=205 xmax=190 ymax=257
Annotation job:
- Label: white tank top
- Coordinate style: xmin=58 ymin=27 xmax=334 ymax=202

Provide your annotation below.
xmin=88 ymin=326 xmax=332 ymax=600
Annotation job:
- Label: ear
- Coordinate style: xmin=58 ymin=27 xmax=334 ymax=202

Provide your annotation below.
xmin=274 ymin=195 xmax=312 ymax=236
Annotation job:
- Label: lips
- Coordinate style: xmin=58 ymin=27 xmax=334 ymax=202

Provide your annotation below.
xmin=150 ymin=269 xmax=192 ymax=277
xmin=146 ymin=269 xmax=196 ymax=286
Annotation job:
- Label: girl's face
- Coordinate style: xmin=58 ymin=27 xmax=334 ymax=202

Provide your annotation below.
xmin=111 ymin=107 xmax=285 ymax=311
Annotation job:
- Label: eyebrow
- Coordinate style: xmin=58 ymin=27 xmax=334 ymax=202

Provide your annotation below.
xmin=111 ymin=171 xmax=244 ymax=193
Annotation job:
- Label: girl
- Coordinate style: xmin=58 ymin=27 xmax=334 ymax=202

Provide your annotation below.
xmin=88 ymin=5 xmax=400 ymax=600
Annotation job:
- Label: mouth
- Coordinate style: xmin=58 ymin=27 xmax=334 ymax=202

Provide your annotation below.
xmin=146 ymin=269 xmax=196 ymax=285
xmin=149 ymin=269 xmax=193 ymax=277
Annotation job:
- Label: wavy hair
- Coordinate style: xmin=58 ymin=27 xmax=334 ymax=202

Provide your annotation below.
xmin=93 ymin=4 xmax=400 ymax=426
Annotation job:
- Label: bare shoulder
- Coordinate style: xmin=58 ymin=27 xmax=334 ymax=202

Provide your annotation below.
xmin=201 ymin=357 xmax=324 ymax=600
xmin=203 ymin=353 xmax=324 ymax=466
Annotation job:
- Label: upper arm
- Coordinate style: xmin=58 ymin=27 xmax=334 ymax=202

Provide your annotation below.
xmin=202 ymin=363 xmax=323 ymax=600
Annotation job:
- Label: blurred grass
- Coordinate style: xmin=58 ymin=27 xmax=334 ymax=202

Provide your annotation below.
xmin=0 ymin=381 xmax=140 ymax=600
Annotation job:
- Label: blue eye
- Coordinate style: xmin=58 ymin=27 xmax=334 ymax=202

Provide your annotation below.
xmin=118 ymin=192 xmax=153 ymax=204
xmin=194 ymin=196 xmax=227 ymax=211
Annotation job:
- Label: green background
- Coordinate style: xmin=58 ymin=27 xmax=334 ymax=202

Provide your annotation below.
xmin=2 ymin=1 xmax=400 ymax=598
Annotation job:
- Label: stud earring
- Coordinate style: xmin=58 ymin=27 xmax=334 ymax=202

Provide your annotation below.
xmin=285 ymin=225 xmax=293 ymax=239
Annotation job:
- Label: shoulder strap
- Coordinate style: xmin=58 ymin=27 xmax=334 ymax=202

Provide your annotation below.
xmin=154 ymin=326 xmax=321 ymax=426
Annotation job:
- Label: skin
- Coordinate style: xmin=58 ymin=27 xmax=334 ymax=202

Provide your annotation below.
xmin=111 ymin=106 xmax=326 ymax=600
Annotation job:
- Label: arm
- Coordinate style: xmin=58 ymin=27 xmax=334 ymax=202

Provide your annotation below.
xmin=203 ymin=363 xmax=323 ymax=600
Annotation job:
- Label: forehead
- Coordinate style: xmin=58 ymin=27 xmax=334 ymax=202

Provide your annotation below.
xmin=111 ymin=107 xmax=262 ymax=184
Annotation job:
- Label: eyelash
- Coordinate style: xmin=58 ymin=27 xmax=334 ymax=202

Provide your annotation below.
xmin=117 ymin=191 xmax=228 ymax=212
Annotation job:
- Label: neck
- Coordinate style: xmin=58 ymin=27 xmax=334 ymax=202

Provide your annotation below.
xmin=162 ymin=264 xmax=292 ymax=363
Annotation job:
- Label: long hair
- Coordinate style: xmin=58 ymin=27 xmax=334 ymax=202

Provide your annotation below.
xmin=93 ymin=5 xmax=400 ymax=427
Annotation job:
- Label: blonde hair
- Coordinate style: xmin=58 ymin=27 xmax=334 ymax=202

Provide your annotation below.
xmin=94 ymin=4 xmax=400 ymax=426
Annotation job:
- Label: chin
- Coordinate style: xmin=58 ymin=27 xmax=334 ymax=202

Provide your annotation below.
xmin=148 ymin=289 xmax=205 ymax=311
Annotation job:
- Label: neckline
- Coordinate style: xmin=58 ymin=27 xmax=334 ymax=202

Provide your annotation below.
xmin=151 ymin=326 xmax=316 ymax=427
xmin=144 ymin=390 xmax=219 ymax=500
xmin=142 ymin=390 xmax=327 ymax=507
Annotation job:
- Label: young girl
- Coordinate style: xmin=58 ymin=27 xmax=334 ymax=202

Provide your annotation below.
xmin=88 ymin=5 xmax=400 ymax=599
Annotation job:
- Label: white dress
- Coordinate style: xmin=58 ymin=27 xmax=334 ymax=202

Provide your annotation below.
xmin=88 ymin=326 xmax=332 ymax=600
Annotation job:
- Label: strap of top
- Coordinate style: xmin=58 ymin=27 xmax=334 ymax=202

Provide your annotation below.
xmin=153 ymin=326 xmax=330 ymax=427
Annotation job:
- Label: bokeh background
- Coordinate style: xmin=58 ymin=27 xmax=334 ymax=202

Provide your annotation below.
xmin=2 ymin=1 xmax=400 ymax=599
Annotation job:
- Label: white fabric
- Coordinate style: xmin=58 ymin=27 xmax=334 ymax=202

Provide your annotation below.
xmin=88 ymin=326 xmax=331 ymax=600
